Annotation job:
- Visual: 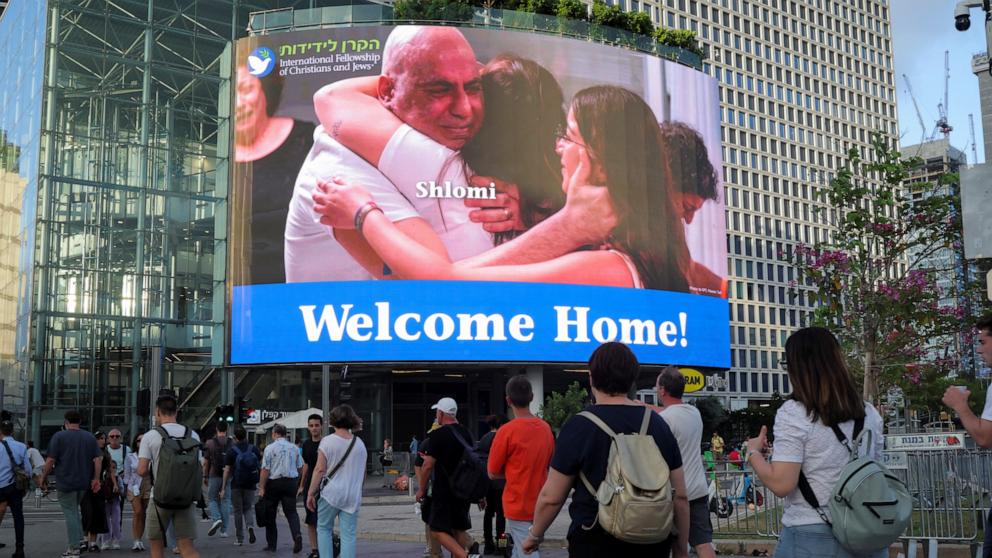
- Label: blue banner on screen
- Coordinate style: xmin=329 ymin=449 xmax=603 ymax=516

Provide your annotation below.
xmin=231 ymin=281 xmax=730 ymax=366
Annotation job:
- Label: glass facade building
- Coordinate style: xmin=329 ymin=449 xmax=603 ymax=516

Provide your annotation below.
xmin=0 ymin=0 xmax=312 ymax=445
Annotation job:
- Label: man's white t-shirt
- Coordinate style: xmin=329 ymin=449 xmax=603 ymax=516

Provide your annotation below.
xmin=771 ymin=400 xmax=884 ymax=526
xmin=138 ymin=422 xmax=201 ymax=499
xmin=659 ymin=404 xmax=709 ymax=501
xmin=317 ymin=434 xmax=368 ymax=514
xmin=378 ymin=124 xmax=494 ymax=263
xmin=285 ymin=127 xmax=421 ymax=282
xmin=284 ymin=125 xmax=493 ymax=283
xmin=980 ymin=389 xmax=992 ymax=421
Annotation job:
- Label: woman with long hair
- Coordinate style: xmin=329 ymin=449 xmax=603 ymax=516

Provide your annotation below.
xmin=744 ymin=327 xmax=885 ymax=557
xmin=314 ymin=85 xmax=690 ymax=291
xmin=123 ymin=432 xmax=151 ymax=551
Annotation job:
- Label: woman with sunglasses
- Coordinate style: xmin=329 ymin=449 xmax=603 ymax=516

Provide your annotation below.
xmin=123 ymin=433 xmax=150 ymax=552
xmin=314 ymin=85 xmax=690 ymax=291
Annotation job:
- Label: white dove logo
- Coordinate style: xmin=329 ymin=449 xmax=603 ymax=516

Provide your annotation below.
xmin=247 ymin=47 xmax=275 ymax=77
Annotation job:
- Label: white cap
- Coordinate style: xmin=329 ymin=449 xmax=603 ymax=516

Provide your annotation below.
xmin=431 ymin=397 xmax=458 ymax=416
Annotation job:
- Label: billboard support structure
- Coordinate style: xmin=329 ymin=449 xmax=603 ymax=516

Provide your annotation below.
xmin=321 ymin=363 xmax=330 ymax=436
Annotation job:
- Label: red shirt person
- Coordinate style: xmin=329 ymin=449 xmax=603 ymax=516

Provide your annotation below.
xmin=488 ymin=376 xmax=555 ymax=558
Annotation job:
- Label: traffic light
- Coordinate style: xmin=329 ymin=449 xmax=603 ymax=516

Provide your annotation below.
xmin=237 ymin=398 xmax=252 ymax=424
xmin=136 ymin=388 xmax=151 ymax=416
xmin=216 ymin=404 xmax=235 ymax=423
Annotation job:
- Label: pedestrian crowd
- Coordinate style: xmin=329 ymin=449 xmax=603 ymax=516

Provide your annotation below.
xmin=2 ymin=317 xmax=990 ymax=557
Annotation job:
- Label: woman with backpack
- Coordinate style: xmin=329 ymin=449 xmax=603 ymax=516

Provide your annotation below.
xmin=220 ymin=427 xmax=262 ymax=546
xmin=745 ymin=327 xmax=887 ymax=557
xmin=306 ymin=404 xmax=368 ymax=558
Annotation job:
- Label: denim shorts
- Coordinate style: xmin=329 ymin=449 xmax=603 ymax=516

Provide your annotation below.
xmin=777 ymin=524 xmax=888 ymax=558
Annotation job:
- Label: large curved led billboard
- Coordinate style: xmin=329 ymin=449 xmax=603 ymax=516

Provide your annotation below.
xmin=229 ymin=25 xmax=729 ymax=366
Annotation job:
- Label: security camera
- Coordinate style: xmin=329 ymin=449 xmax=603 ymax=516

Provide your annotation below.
xmin=955 ymin=0 xmax=985 ymax=31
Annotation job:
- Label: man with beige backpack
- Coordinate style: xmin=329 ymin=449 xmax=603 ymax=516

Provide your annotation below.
xmin=523 ymin=342 xmax=690 ymax=557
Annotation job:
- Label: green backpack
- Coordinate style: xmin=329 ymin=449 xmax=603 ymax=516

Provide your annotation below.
xmin=797 ymin=416 xmax=912 ymax=553
xmin=152 ymin=425 xmax=203 ymax=510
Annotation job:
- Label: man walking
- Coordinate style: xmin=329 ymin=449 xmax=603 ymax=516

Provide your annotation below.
xmin=655 ymin=366 xmax=716 ymax=558
xmin=39 ymin=410 xmax=102 ymax=558
xmin=487 ymin=376 xmax=554 ymax=558
xmin=943 ymin=314 xmax=992 ymax=558
xmin=203 ymin=422 xmax=233 ymax=538
xmin=103 ymin=428 xmax=127 ymax=549
xmin=258 ymin=424 xmax=304 ymax=553
xmin=297 ymin=414 xmax=323 ymax=558
xmin=137 ymin=393 xmax=202 ymax=558
xmin=416 ymin=398 xmax=482 ymax=558
xmin=0 ymin=420 xmax=28 ymax=557
xmin=221 ymin=427 xmax=261 ymax=546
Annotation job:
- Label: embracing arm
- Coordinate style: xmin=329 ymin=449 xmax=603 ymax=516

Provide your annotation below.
xmin=358 ymin=209 xmax=630 ymax=285
xmin=313 ymin=76 xmax=402 ymax=167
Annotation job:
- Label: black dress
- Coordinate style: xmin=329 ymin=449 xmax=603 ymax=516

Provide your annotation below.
xmin=235 ymin=119 xmax=316 ymax=285
xmin=81 ymin=450 xmax=111 ymax=535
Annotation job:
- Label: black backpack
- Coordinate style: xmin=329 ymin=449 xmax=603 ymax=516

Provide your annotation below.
xmin=445 ymin=427 xmax=490 ymax=502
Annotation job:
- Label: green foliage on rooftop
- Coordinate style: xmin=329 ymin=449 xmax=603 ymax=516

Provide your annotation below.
xmin=391 ymin=0 xmax=704 ymax=60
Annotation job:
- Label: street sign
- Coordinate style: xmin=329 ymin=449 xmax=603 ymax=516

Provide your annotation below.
xmin=882 ymin=451 xmax=908 ymax=470
xmin=885 ymin=432 xmax=967 ymax=450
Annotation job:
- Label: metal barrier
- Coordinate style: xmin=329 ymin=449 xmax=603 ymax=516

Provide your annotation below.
xmin=706 ymin=449 xmax=992 ymax=557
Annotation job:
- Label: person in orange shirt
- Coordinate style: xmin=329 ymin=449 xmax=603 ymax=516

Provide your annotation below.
xmin=487 ymin=376 xmax=555 ymax=558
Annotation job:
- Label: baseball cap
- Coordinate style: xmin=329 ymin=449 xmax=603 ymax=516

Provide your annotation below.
xmin=431 ymin=397 xmax=458 ymax=416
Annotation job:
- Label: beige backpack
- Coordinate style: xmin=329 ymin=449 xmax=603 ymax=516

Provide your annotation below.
xmin=578 ymin=408 xmax=674 ymax=544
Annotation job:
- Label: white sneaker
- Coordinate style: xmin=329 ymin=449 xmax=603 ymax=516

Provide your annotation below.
xmin=208 ymin=519 xmax=223 ymax=536
xmin=111 ymin=540 xmax=121 ymax=550
xmin=220 ymin=531 xmax=229 ymax=538
xmin=100 ymin=540 xmax=110 ymax=550
xmin=172 ymin=547 xmax=180 ymax=555
xmin=131 ymin=540 xmax=141 ymax=552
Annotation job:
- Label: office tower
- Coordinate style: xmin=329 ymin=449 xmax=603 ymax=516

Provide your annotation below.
xmin=656 ymin=0 xmax=898 ymax=407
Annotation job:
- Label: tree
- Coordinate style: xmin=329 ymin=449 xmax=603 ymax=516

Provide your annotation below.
xmin=539 ymin=381 xmax=589 ymax=431
xmin=393 ymin=0 xmax=476 ymax=21
xmin=783 ymin=133 xmax=972 ymax=402
xmin=555 ymin=0 xmax=588 ymax=21
xmin=655 ymin=28 xmax=704 ymax=57
xmin=624 ymin=10 xmax=654 ymax=36
xmin=695 ymin=396 xmax=727 ymax=442
xmin=590 ymin=0 xmax=627 ymax=30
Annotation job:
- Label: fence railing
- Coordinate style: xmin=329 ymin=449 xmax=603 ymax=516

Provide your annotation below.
xmin=247 ymin=5 xmax=704 ymax=70
xmin=708 ymin=450 xmax=992 ymax=555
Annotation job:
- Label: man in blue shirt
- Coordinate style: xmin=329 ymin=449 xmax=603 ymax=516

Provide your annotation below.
xmin=0 ymin=420 xmax=27 ymax=558
xmin=258 ymin=424 xmax=304 ymax=553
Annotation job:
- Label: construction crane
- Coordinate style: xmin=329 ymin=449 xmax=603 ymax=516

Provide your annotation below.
xmin=936 ymin=50 xmax=954 ymax=139
xmin=902 ymin=74 xmax=928 ymax=145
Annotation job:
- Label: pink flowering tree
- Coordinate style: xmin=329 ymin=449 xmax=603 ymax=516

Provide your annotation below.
xmin=783 ymin=134 xmax=973 ymax=402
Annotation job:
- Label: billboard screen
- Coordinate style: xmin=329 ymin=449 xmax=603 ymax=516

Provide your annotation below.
xmin=229 ymin=25 xmax=729 ymax=366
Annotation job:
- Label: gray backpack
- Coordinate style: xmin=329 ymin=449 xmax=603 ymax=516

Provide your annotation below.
xmin=797 ymin=416 xmax=912 ymax=553
xmin=577 ymin=409 xmax=673 ymax=544
xmin=152 ymin=425 xmax=203 ymax=510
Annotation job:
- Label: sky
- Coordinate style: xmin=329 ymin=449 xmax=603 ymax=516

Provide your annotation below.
xmin=891 ymin=0 xmax=987 ymax=164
